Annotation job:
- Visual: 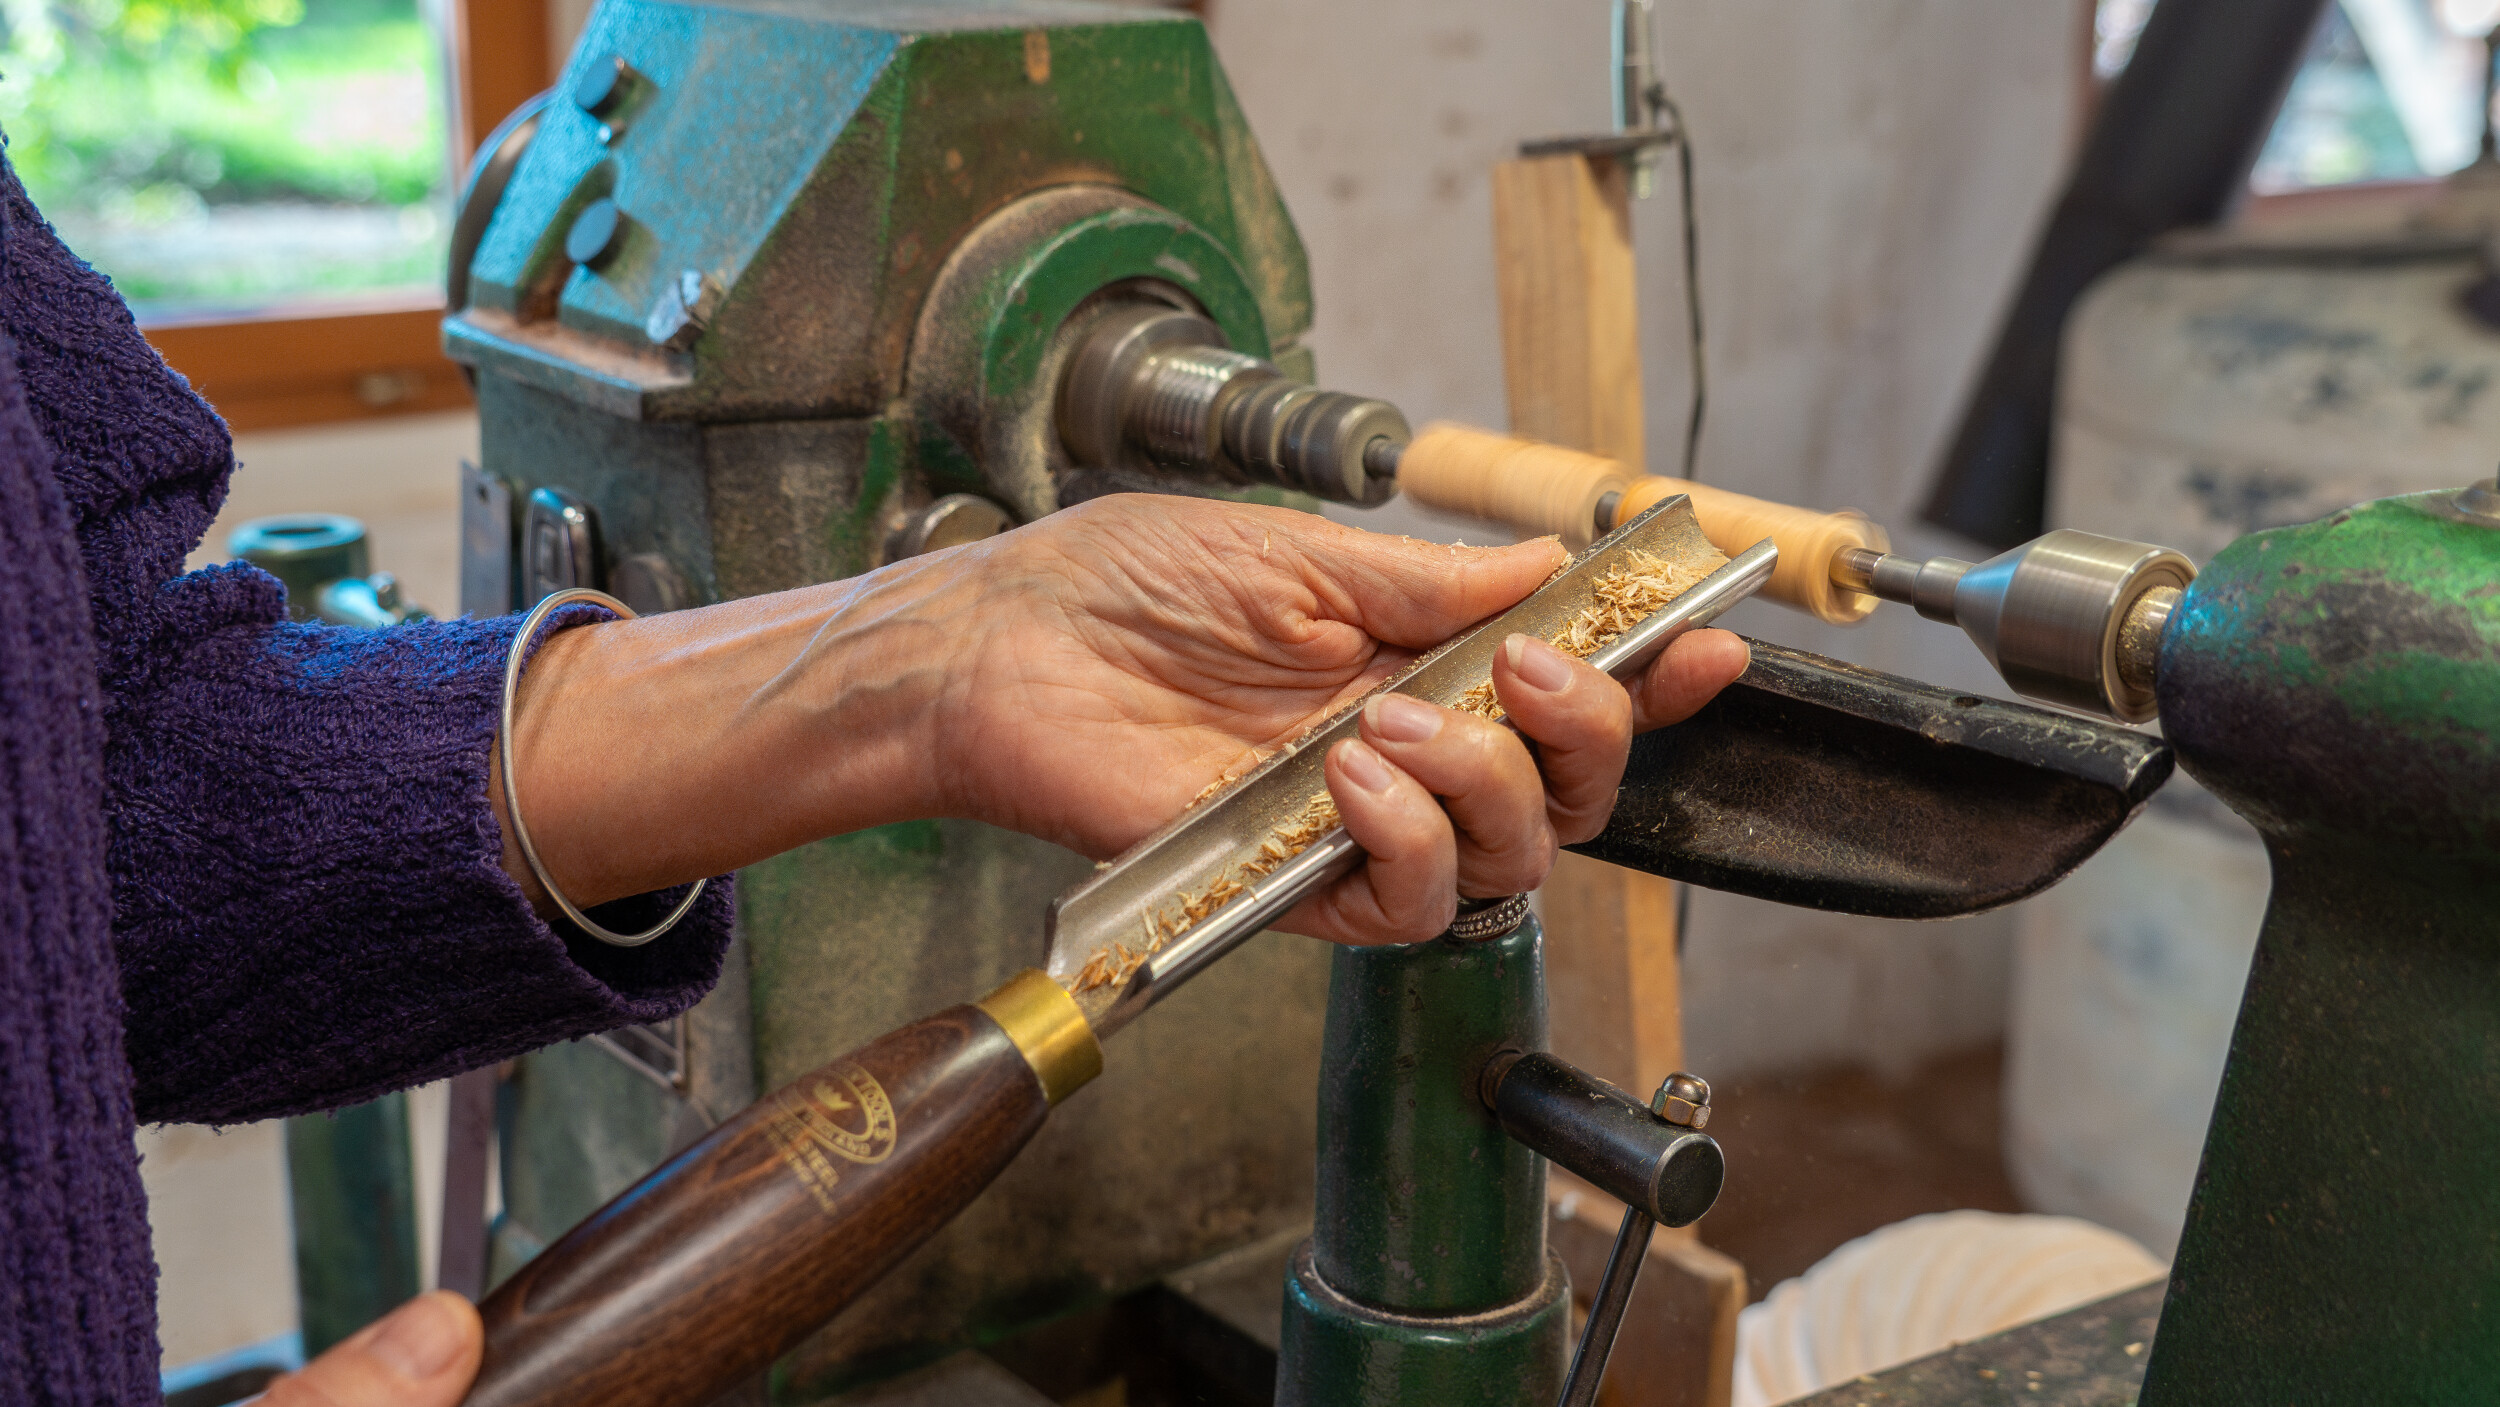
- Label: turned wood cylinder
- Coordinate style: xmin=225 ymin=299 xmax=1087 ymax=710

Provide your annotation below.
xmin=1395 ymin=423 xmax=1886 ymax=623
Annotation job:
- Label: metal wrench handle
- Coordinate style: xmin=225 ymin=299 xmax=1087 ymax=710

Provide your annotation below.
xmin=1560 ymin=1205 xmax=1656 ymax=1407
xmin=1552 ymin=1070 xmax=1720 ymax=1407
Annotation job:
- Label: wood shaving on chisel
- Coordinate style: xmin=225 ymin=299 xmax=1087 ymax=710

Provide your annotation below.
xmin=1189 ymin=748 xmax=1274 ymax=808
xmin=1076 ymin=544 xmax=1721 ymax=997
xmin=1451 ymin=547 xmax=1723 ymax=723
xmin=1072 ymin=793 xmax=1341 ymax=995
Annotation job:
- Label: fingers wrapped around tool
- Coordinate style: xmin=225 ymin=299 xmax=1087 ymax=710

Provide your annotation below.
xmin=1358 ymin=693 xmax=1559 ymax=898
xmin=1281 ymin=734 xmax=1457 ymax=943
xmin=1628 ymin=629 xmax=1751 ymax=732
xmin=1489 ymin=633 xmax=1634 ymax=845
xmin=1282 ymin=693 xmax=1561 ymax=945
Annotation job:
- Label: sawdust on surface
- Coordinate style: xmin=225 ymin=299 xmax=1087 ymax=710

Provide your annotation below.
xmin=1072 ymin=544 xmax=1724 ymax=997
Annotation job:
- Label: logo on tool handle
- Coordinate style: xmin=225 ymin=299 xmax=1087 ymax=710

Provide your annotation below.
xmin=764 ymin=1063 xmax=898 ymax=1212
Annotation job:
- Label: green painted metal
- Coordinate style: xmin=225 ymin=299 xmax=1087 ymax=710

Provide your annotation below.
xmin=738 ymin=823 xmax=1327 ymax=1400
xmin=2144 ymin=490 xmax=2500 ymax=1403
xmin=451 ymin=0 xmax=1310 ymax=426
xmin=1279 ymin=1251 xmax=1570 ymax=1407
xmin=487 ymin=1038 xmax=683 ymax=1287
xmin=977 ymin=205 xmax=1272 ymax=401
xmin=285 ymin=1095 xmax=421 ymax=1355
xmin=1276 ymin=917 xmax=1571 ymax=1406
xmin=229 ymin=515 xmax=369 ymax=623
xmin=447 ymin=3 xmax=1338 ymax=1396
xmin=907 ymin=188 xmax=1274 ymax=518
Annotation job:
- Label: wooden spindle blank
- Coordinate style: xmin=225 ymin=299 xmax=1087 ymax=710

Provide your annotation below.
xmin=1395 ymin=423 xmax=1886 ymax=623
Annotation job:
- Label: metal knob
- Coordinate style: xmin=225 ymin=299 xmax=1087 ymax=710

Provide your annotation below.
xmin=1654 ymin=1071 xmax=1711 ymax=1128
xmin=1055 ymin=303 xmax=1405 ymax=504
xmin=565 ymin=198 xmax=627 ymax=271
xmin=572 ymin=54 xmax=639 ymax=119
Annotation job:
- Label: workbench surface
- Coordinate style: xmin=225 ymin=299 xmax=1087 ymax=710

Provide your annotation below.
xmin=1789 ymin=1281 xmax=2163 ymax=1407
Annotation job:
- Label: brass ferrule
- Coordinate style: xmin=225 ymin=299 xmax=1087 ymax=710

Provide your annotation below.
xmin=975 ymin=969 xmax=1104 ymax=1106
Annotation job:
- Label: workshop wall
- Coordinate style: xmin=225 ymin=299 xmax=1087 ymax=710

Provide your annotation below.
xmin=1221 ymin=0 xmax=2083 ymax=1078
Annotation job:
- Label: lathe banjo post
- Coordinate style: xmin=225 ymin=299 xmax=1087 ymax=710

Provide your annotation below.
xmin=1278 ymin=916 xmax=1572 ymax=1406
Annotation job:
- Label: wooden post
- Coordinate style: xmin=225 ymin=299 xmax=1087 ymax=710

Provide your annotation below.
xmin=1492 ymin=155 xmax=1648 ymax=472
xmin=1491 ymin=149 xmax=1745 ymax=1407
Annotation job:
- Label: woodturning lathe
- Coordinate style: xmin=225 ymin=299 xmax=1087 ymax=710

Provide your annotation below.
xmin=1054 ymin=330 xmax=2195 ymax=723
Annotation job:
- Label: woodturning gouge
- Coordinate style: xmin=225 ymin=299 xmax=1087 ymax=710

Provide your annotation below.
xmin=460 ymin=497 xmax=1776 ymax=1407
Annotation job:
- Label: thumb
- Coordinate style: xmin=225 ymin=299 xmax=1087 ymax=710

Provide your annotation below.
xmin=1291 ymin=518 xmax=1569 ymax=649
xmin=260 ymin=1290 xmax=483 ymax=1407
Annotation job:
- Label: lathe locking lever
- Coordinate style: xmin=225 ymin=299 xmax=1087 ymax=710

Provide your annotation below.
xmin=1482 ymin=1054 xmax=1725 ymax=1404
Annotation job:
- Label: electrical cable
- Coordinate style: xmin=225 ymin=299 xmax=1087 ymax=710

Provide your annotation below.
xmin=1657 ymin=92 xmax=1707 ymax=485
xmin=1651 ymin=82 xmax=1706 ymax=971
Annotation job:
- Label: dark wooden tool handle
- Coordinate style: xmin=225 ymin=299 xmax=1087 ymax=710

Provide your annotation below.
xmin=463 ymin=1003 xmax=1049 ymax=1407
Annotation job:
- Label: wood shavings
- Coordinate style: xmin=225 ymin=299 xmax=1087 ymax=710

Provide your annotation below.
xmin=1451 ymin=547 xmax=1723 ymax=723
xmin=1072 ymin=793 xmax=1341 ymax=996
xmin=1188 ymin=747 xmax=1276 ymax=809
xmin=1076 ymin=544 xmax=1721 ymax=997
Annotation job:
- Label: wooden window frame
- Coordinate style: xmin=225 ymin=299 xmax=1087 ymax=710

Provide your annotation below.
xmin=138 ymin=0 xmax=553 ymax=433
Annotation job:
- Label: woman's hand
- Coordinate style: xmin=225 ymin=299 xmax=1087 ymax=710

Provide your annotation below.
xmin=909 ymin=498 xmax=1746 ymax=941
xmin=502 ymin=496 xmax=1747 ymax=944
xmin=260 ymin=1291 xmax=481 ymax=1407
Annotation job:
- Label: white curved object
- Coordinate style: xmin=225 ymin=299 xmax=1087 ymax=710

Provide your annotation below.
xmin=1731 ymin=1211 xmax=2164 ymax=1407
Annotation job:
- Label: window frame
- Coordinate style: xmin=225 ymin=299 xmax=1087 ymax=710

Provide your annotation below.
xmin=132 ymin=0 xmax=554 ymax=433
xmin=2074 ymin=0 xmax=2444 ymax=223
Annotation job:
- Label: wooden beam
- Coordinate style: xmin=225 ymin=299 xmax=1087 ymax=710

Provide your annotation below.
xmin=1491 ymin=147 xmax=1688 ymax=1119
xmin=1538 ymin=849 xmax=1685 ymax=1094
xmin=1490 ymin=147 xmax=1744 ymax=1407
xmin=450 ymin=0 xmax=558 ymax=178
xmin=1491 ymin=154 xmax=1646 ymax=469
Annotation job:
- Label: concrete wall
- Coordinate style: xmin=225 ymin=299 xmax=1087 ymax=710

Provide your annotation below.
xmin=1220 ymin=1 xmax=2081 ymax=1078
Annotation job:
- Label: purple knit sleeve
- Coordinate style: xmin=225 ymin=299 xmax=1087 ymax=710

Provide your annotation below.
xmin=2 ymin=167 xmax=732 ymax=1126
xmin=106 ymin=576 xmax=732 ymax=1124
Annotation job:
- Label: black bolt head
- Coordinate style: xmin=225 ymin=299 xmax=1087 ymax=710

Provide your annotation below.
xmin=572 ymin=54 xmax=637 ymax=118
xmin=566 ymin=198 xmax=625 ymax=269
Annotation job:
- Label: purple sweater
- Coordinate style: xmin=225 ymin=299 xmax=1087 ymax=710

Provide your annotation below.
xmin=0 ymin=167 xmax=732 ymax=1402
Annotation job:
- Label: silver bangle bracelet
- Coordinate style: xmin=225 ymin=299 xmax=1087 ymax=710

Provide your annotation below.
xmin=499 ymin=587 xmax=708 ymax=948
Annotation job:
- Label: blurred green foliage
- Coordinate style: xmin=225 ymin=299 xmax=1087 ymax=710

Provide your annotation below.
xmin=1 ymin=0 xmax=446 ymax=214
